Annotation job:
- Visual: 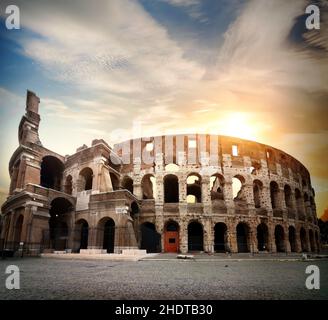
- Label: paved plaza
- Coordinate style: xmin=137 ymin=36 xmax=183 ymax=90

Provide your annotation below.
xmin=0 ymin=256 xmax=327 ymax=300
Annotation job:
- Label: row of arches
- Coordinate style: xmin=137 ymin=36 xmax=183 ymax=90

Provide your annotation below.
xmin=139 ymin=221 xmax=319 ymax=254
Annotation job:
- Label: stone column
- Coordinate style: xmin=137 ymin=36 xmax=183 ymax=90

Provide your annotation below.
xmin=179 ymin=221 xmax=188 ymax=253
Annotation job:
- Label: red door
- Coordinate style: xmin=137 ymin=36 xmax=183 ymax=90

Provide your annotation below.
xmin=164 ymin=231 xmax=179 ymax=253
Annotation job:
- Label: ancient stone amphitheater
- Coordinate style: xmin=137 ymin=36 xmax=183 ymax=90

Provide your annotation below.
xmin=0 ymin=91 xmax=320 ymax=256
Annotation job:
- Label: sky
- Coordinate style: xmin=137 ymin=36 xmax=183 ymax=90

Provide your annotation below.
xmin=0 ymin=0 xmax=327 ymax=217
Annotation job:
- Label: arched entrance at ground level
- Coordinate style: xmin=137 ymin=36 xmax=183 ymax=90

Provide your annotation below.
xmin=288 ymin=226 xmax=297 ymax=252
xmin=309 ymin=229 xmax=315 ymax=252
xmin=140 ymin=223 xmax=161 ymax=253
xmin=274 ymin=225 xmax=285 ymax=252
xmin=164 ymin=221 xmax=179 ymax=253
xmin=257 ymin=223 xmax=269 ymax=251
xmin=300 ymin=227 xmax=307 ymax=252
xmin=236 ymin=223 xmax=249 ymax=253
xmin=13 ymin=215 xmax=24 ymax=245
xmin=214 ymin=223 xmax=227 ymax=252
xmin=188 ymin=221 xmax=203 ymax=252
xmin=48 ymin=198 xmax=73 ymax=251
xmin=103 ymin=219 xmax=115 ymax=253
xmin=74 ymin=220 xmax=89 ymax=252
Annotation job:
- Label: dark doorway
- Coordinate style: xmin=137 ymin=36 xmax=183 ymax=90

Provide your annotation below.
xmin=214 ymin=223 xmax=227 ymax=252
xmin=140 ymin=222 xmax=161 ymax=253
xmin=78 ymin=221 xmax=89 ymax=250
xmin=236 ymin=223 xmax=249 ymax=253
xmin=164 ymin=221 xmax=179 ymax=253
xmin=188 ymin=221 xmax=203 ymax=251
xmin=49 ymin=198 xmax=72 ymax=250
xmin=274 ymin=225 xmax=285 ymax=252
xmin=103 ymin=219 xmax=115 ymax=253
xmin=164 ymin=175 xmax=179 ymax=203
xmin=300 ymin=227 xmax=307 ymax=252
xmin=257 ymin=223 xmax=268 ymax=251
xmin=288 ymin=226 xmax=296 ymax=252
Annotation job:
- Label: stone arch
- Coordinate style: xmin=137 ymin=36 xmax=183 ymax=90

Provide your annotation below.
xmin=210 ymin=173 xmax=225 ymax=200
xmin=141 ymin=174 xmax=155 ymax=199
xmin=110 ymin=172 xmax=120 ymax=191
xmin=121 ymin=176 xmax=133 ymax=194
xmin=164 ymin=174 xmax=179 ymax=203
xmin=130 ymin=201 xmax=139 ymax=219
xmin=274 ymin=224 xmax=285 ymax=252
xmin=64 ymin=175 xmax=73 ymax=195
xmin=74 ymin=219 xmax=89 ymax=252
xmin=253 ymin=179 xmax=263 ymax=209
xmin=236 ymin=222 xmax=250 ymax=253
xmin=97 ymin=217 xmax=115 ymax=253
xmin=232 ymin=175 xmax=245 ymax=200
xmin=288 ymin=226 xmax=297 ymax=252
xmin=309 ymin=229 xmax=315 ymax=252
xmin=188 ymin=220 xmax=204 ymax=252
xmin=284 ymin=184 xmax=292 ymax=208
xmin=187 ymin=173 xmax=202 ymax=203
xmin=295 ymin=189 xmax=304 ymax=219
xmin=300 ymin=227 xmax=307 ymax=252
xmin=78 ymin=167 xmax=93 ymax=191
xmin=270 ymin=181 xmax=280 ymax=209
xmin=40 ymin=156 xmax=64 ymax=191
xmin=164 ymin=220 xmax=179 ymax=253
xmin=214 ymin=222 xmax=228 ymax=252
xmin=140 ymin=222 xmax=161 ymax=253
xmin=48 ymin=197 xmax=73 ymax=251
xmin=257 ymin=222 xmax=269 ymax=251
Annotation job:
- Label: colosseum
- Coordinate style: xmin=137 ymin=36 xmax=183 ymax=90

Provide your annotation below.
xmin=0 ymin=90 xmax=321 ymax=256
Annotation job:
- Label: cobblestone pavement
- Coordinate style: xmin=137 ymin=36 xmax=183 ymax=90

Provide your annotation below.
xmin=0 ymin=257 xmax=327 ymax=300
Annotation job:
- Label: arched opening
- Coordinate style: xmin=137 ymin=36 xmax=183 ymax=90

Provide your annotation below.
xmin=210 ymin=174 xmax=225 ymax=200
xmin=164 ymin=174 xmax=179 ymax=203
xmin=187 ymin=174 xmax=201 ymax=203
xmin=288 ymin=226 xmax=296 ymax=252
xmin=140 ymin=222 xmax=161 ymax=253
xmin=300 ymin=227 xmax=307 ymax=252
xmin=14 ymin=215 xmax=24 ymax=245
xmin=270 ymin=181 xmax=280 ymax=209
xmin=309 ymin=229 xmax=315 ymax=252
xmin=97 ymin=218 xmax=115 ymax=253
xmin=164 ymin=221 xmax=179 ymax=253
xmin=236 ymin=223 xmax=249 ymax=253
xmin=295 ymin=189 xmax=304 ymax=219
xmin=49 ymin=198 xmax=73 ymax=251
xmin=257 ymin=223 xmax=269 ymax=251
xmin=130 ymin=201 xmax=139 ymax=219
xmin=110 ymin=173 xmax=120 ymax=191
xmin=142 ymin=174 xmax=155 ymax=199
xmin=64 ymin=175 xmax=73 ymax=195
xmin=121 ymin=176 xmax=133 ymax=194
xmin=188 ymin=221 xmax=203 ymax=251
xmin=284 ymin=185 xmax=292 ymax=208
xmin=253 ymin=180 xmax=263 ymax=208
xmin=78 ymin=167 xmax=93 ymax=191
xmin=214 ymin=223 xmax=227 ymax=252
xmin=274 ymin=225 xmax=285 ymax=252
xmin=40 ymin=156 xmax=64 ymax=191
xmin=75 ymin=219 xmax=89 ymax=252
xmin=232 ymin=176 xmax=245 ymax=200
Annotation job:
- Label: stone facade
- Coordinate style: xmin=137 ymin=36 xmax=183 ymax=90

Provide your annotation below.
xmin=0 ymin=91 xmax=321 ymax=255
